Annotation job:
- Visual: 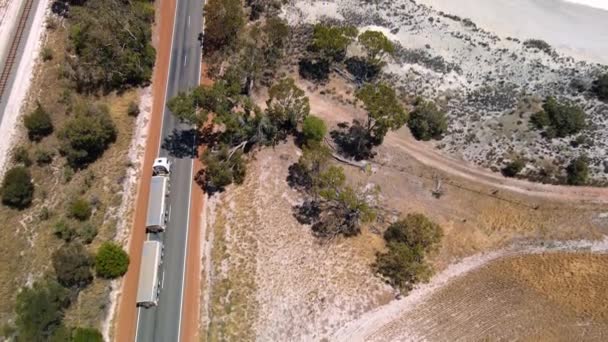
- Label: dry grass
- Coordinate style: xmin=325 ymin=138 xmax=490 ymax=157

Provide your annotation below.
xmin=0 ymin=17 xmax=138 ymax=330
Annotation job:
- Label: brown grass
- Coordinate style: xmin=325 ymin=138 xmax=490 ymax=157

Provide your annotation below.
xmin=0 ymin=17 xmax=138 ymax=330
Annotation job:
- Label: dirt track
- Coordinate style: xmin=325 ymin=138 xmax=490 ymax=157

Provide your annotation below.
xmin=114 ymin=0 xmax=176 ymax=339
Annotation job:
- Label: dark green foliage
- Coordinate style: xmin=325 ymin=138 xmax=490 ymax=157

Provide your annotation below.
xmin=200 ymin=146 xmax=247 ymax=193
xmin=566 ymin=156 xmax=589 ymax=186
xmin=310 ymin=24 xmax=357 ymax=62
xmin=67 ymin=0 xmax=156 ymax=92
xmin=301 ymin=115 xmax=327 ymax=145
xmin=1 ymin=166 xmax=34 ymax=209
xmin=24 ymin=104 xmax=53 ymax=141
xmin=287 ymin=142 xmax=331 ymax=191
xmin=530 ymin=97 xmax=586 ymax=138
xmin=52 ymin=242 xmax=93 ymax=289
xmin=59 ymin=103 xmax=117 ymax=168
xmin=383 ymin=214 xmax=443 ymax=251
xmin=523 ymin=39 xmax=553 ymax=54
xmin=204 ymin=0 xmax=244 ymax=54
xmin=266 ymin=77 xmax=310 ymax=135
xmin=68 ymin=198 xmax=91 ymax=221
xmin=54 ymin=220 xmax=77 ymax=242
xmin=358 ymin=30 xmax=395 ymax=63
xmin=376 ymin=213 xmax=443 ymax=292
xmin=12 ymin=146 xmax=32 ymax=167
xmin=356 ymin=83 xmax=408 ymax=144
xmin=72 ymin=327 xmax=103 ymax=342
xmin=407 ymin=99 xmax=448 ymax=141
xmin=502 ymin=158 xmax=525 ymax=177
xmin=15 ymin=280 xmax=70 ymax=341
xmin=592 ymin=73 xmax=608 ymax=101
xmin=127 ymin=101 xmax=140 ymax=117
xmin=34 ymin=148 xmax=54 ymax=165
xmin=95 ymin=242 xmax=129 ymax=278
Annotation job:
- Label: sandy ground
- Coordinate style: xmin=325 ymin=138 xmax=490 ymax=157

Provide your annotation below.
xmin=416 ymin=0 xmax=608 ymax=64
xmin=0 ymin=0 xmax=49 ymax=178
xmin=113 ymin=0 xmax=177 ymax=339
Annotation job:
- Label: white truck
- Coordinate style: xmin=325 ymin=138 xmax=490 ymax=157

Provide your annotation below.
xmin=145 ymin=158 xmax=171 ymax=233
xmin=136 ymin=240 xmax=163 ymax=308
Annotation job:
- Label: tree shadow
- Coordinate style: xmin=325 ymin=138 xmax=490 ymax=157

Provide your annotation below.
xmin=330 ymin=121 xmax=376 ymax=161
xmin=298 ymin=58 xmax=330 ymax=83
xmin=345 ymin=57 xmax=381 ymax=83
xmin=292 ymin=200 xmax=321 ymax=225
xmin=162 ymin=128 xmax=200 ymax=159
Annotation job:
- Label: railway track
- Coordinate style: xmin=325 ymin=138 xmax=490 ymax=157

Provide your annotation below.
xmin=0 ymin=0 xmax=34 ymax=101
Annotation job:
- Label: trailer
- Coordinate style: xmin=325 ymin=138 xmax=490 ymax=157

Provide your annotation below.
xmin=136 ymin=241 xmax=163 ymax=308
xmin=145 ymin=158 xmax=171 ymax=232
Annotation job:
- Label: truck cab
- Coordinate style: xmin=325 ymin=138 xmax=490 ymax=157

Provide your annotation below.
xmin=152 ymin=157 xmax=171 ymax=176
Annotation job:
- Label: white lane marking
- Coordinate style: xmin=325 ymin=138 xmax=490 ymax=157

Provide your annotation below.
xmin=161 ymin=270 xmax=166 ymax=289
xmin=188 ymin=15 xmax=190 ymax=27
xmin=184 ymin=55 xmax=187 ymax=66
xmin=134 ymin=307 xmax=142 ymax=341
xmin=168 ymin=205 xmax=172 ymax=222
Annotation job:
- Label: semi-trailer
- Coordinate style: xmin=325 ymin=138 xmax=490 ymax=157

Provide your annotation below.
xmin=145 ymin=158 xmax=171 ymax=232
xmin=136 ymin=240 xmax=163 ymax=308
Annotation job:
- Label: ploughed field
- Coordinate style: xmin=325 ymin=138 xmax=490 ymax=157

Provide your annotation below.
xmin=367 ymin=253 xmax=608 ymax=341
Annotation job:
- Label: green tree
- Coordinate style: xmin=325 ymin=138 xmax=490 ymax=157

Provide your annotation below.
xmin=502 ymin=158 xmax=525 ymax=177
xmin=358 ymin=30 xmax=395 ymax=64
xmin=407 ymin=99 xmax=448 ymax=141
xmin=356 ymin=83 xmax=408 ymax=145
xmin=266 ymin=77 xmax=310 ymax=134
xmin=204 ymin=0 xmax=244 ymax=54
xmin=1 ymin=166 xmax=34 ymax=209
xmin=95 ymin=242 xmax=129 ymax=279
xmin=566 ymin=156 xmax=589 ymax=186
xmin=592 ymin=73 xmax=608 ymax=101
xmin=15 ymin=280 xmax=70 ymax=341
xmin=24 ymin=104 xmax=53 ymax=141
xmin=68 ymin=198 xmax=92 ymax=221
xmin=375 ymin=242 xmax=432 ymax=292
xmin=383 ymin=213 xmax=443 ymax=251
xmin=72 ymin=327 xmax=103 ymax=342
xmin=52 ymin=242 xmax=93 ymax=289
xmin=310 ymin=24 xmax=358 ymax=62
xmin=530 ymin=97 xmax=586 ymax=138
xmin=200 ymin=145 xmax=247 ymax=192
xmin=301 ymin=115 xmax=327 ymax=145
xmin=59 ymin=104 xmax=117 ymax=168
xmin=287 ymin=141 xmax=331 ymax=191
xmin=12 ymin=146 xmax=32 ymax=167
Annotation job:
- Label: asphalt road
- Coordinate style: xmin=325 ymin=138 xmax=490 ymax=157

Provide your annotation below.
xmin=135 ymin=0 xmax=203 ymax=339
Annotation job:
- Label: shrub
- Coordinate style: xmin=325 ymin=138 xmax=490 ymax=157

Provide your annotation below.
xmin=301 ymin=115 xmax=327 ymax=145
xmin=12 ymin=146 xmax=32 ymax=167
xmin=34 ymin=148 xmax=54 ymax=165
xmin=523 ymin=39 xmax=552 ymax=54
xmin=566 ymin=156 xmax=589 ymax=186
xmin=52 ymin=242 xmax=93 ymax=289
xmin=408 ymin=99 xmax=448 ymax=141
xmin=23 ymin=104 xmax=53 ymax=141
xmin=592 ymin=73 xmax=608 ymax=101
xmin=95 ymin=242 xmax=129 ymax=278
xmin=72 ymin=327 xmax=103 ymax=342
xmin=1 ymin=167 xmax=34 ymax=209
xmin=54 ymin=220 xmax=77 ymax=242
xmin=15 ymin=280 xmax=70 ymax=341
xmin=59 ymin=103 xmax=117 ymax=168
xmin=530 ymin=97 xmax=586 ymax=138
xmin=502 ymin=158 xmax=525 ymax=177
xmin=127 ymin=101 xmax=140 ymax=116
xmin=78 ymin=223 xmax=98 ymax=244
xmin=68 ymin=198 xmax=92 ymax=221
xmin=200 ymin=146 xmax=247 ymax=193
xmin=41 ymin=47 xmax=54 ymax=61
xmin=384 ymin=213 xmax=443 ymax=251
xmin=298 ymin=58 xmax=330 ymax=83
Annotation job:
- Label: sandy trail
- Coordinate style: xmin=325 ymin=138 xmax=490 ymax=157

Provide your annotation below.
xmin=333 ymin=237 xmax=608 ymax=341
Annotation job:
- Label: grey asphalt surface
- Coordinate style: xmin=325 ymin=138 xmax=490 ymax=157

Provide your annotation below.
xmin=0 ymin=0 xmax=41 ymax=120
xmin=136 ymin=0 xmax=203 ymax=340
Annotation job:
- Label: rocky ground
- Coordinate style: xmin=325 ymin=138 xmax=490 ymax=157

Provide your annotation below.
xmin=282 ymin=0 xmax=608 ymax=184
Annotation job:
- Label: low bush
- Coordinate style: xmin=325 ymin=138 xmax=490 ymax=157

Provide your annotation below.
xmin=23 ymin=104 xmax=53 ymax=141
xmin=68 ymin=198 xmax=92 ymax=221
xmin=301 ymin=115 xmax=327 ymax=145
xmin=54 ymin=220 xmax=77 ymax=242
xmin=127 ymin=101 xmax=140 ymax=117
xmin=523 ymin=39 xmax=552 ymax=54
xmin=52 ymin=242 xmax=93 ymax=289
xmin=408 ymin=99 xmax=448 ymax=141
xmin=502 ymin=158 xmax=525 ymax=177
xmin=15 ymin=280 xmax=70 ymax=341
xmin=530 ymin=97 xmax=586 ymax=138
xmin=95 ymin=242 xmax=129 ymax=279
xmin=72 ymin=327 xmax=103 ymax=342
xmin=1 ymin=167 xmax=34 ymax=209
xmin=34 ymin=148 xmax=54 ymax=165
xmin=12 ymin=146 xmax=32 ymax=167
xmin=566 ymin=156 xmax=589 ymax=186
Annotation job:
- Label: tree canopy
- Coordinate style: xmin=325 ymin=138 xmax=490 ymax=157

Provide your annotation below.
xmin=407 ymin=99 xmax=447 ymax=141
xmin=59 ymin=103 xmax=117 ymax=169
xmin=67 ymin=0 xmax=155 ymax=92
xmin=95 ymin=242 xmax=129 ymax=279
xmin=266 ymin=77 xmax=310 ymax=135
xmin=566 ymin=156 xmax=589 ymax=186
xmin=383 ymin=214 xmax=444 ymax=251
xmin=72 ymin=327 xmax=103 ymax=342
xmin=15 ymin=280 xmax=70 ymax=341
xmin=204 ymin=0 xmax=244 ymax=54
xmin=310 ymin=24 xmax=358 ymax=62
xmin=355 ymin=83 xmax=408 ymax=144
xmin=301 ymin=115 xmax=327 ymax=145
xmin=52 ymin=242 xmax=93 ymax=289
xmin=530 ymin=97 xmax=586 ymax=138
xmin=24 ymin=104 xmax=53 ymax=141
xmin=358 ymin=30 xmax=395 ymax=63
xmin=1 ymin=166 xmax=34 ymax=209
